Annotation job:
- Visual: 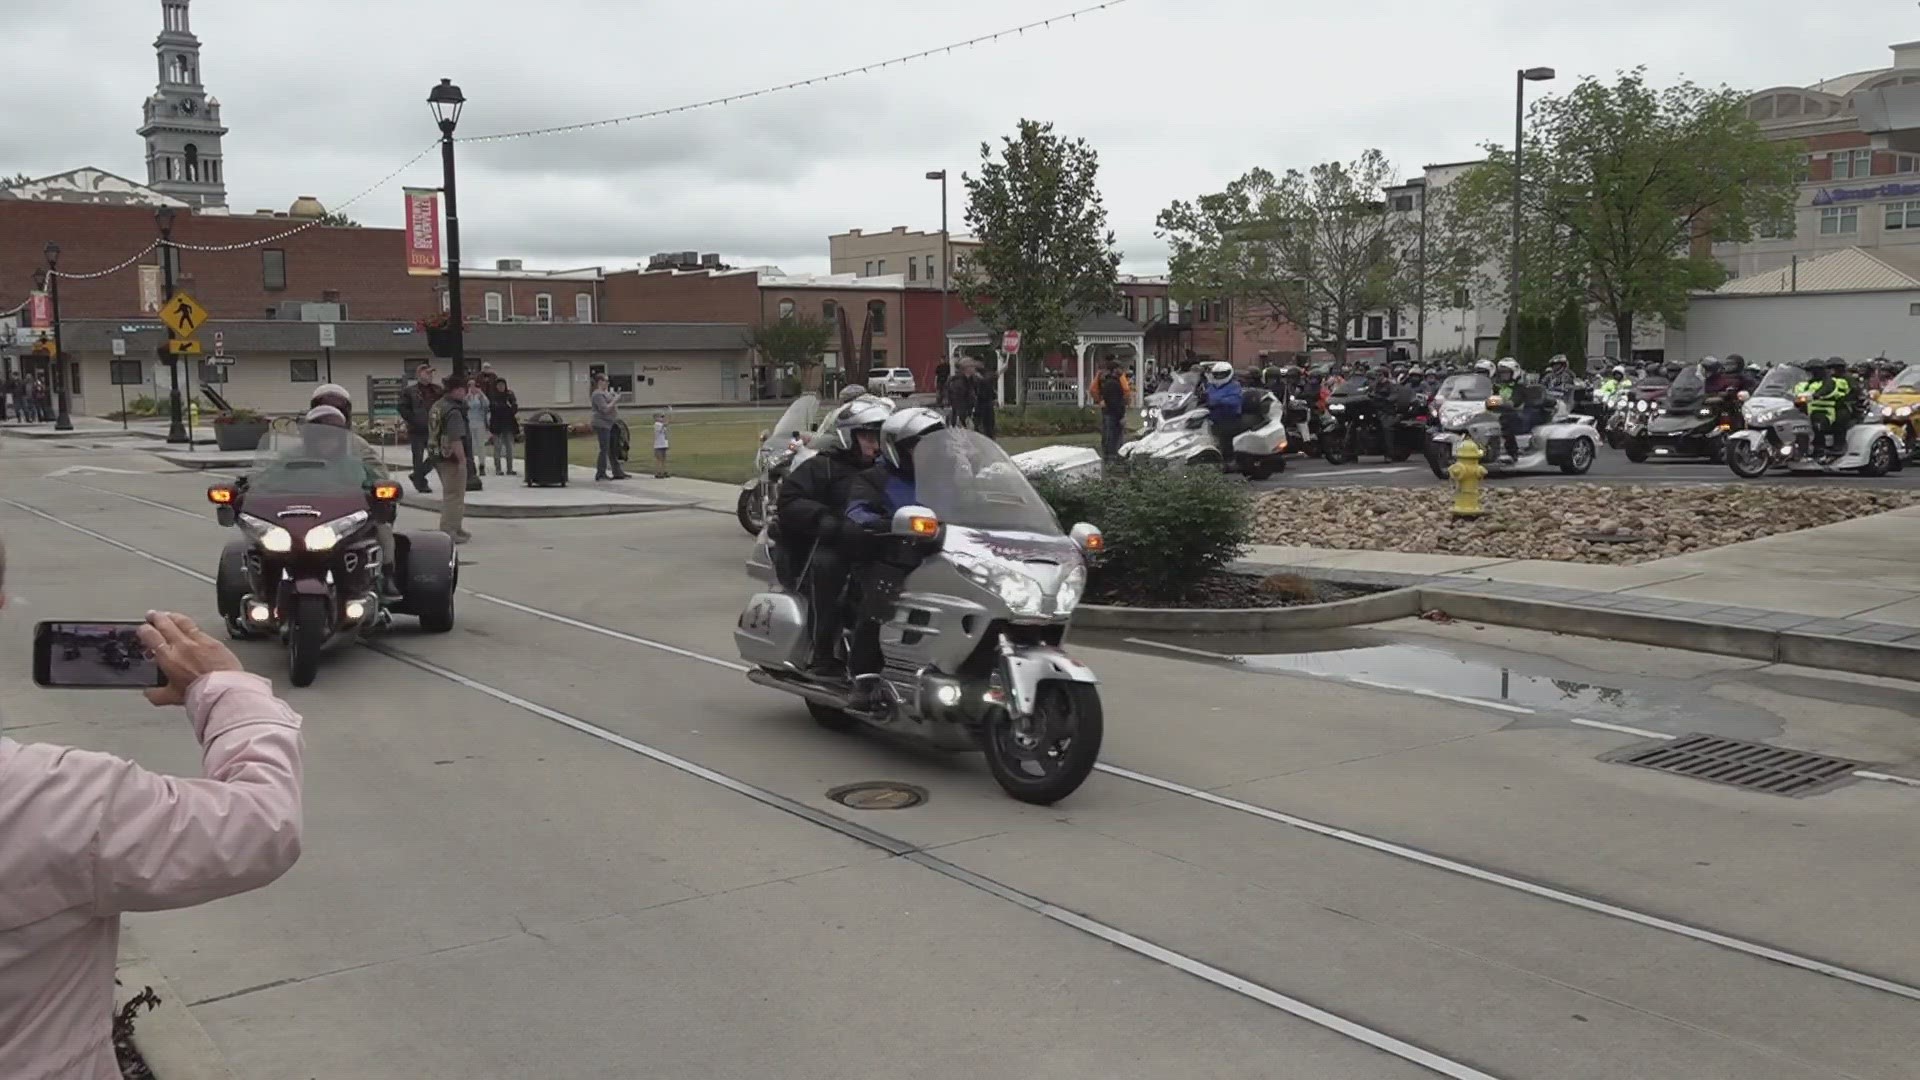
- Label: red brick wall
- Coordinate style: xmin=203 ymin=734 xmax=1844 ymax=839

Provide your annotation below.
xmin=600 ymin=269 xmax=760 ymax=324
xmin=901 ymin=287 xmax=976 ymax=388
xmin=1 ymin=201 xmax=436 ymax=321
xmin=455 ymin=277 xmax=602 ymax=322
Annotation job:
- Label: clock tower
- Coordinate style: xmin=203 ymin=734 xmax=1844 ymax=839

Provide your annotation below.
xmin=137 ymin=0 xmax=228 ymax=208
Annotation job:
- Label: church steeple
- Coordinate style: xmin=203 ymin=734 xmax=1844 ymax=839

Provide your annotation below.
xmin=137 ymin=0 xmax=228 ymax=208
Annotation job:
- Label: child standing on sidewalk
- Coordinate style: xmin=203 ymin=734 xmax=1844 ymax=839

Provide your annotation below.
xmin=651 ymin=411 xmax=670 ymax=478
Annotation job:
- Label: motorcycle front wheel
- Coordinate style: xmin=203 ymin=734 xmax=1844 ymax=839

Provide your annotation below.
xmin=1321 ymin=426 xmax=1353 ymax=465
xmin=1624 ymin=438 xmax=1651 ymax=464
xmin=1424 ymin=443 xmax=1451 ymax=479
xmin=1726 ymin=440 xmax=1772 ymax=479
xmin=287 ymin=594 xmax=328 ymax=688
xmin=736 ymin=487 xmax=766 ymax=535
xmin=983 ymin=682 xmax=1103 ymax=805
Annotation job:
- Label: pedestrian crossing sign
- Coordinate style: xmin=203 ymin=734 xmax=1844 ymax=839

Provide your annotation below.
xmin=159 ymin=292 xmax=209 ymax=339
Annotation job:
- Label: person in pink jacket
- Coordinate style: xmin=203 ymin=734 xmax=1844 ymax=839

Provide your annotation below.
xmin=0 ymin=573 xmax=304 ymax=1079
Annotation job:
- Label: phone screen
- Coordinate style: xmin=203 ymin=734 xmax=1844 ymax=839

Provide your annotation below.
xmin=33 ymin=622 xmax=165 ymax=688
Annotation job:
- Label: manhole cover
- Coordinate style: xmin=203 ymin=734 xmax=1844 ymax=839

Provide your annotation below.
xmin=827 ymin=782 xmax=928 ymax=810
xmin=1606 ymin=734 xmax=1860 ymax=797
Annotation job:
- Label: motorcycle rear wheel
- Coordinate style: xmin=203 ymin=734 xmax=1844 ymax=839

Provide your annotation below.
xmin=1624 ymin=438 xmax=1651 ymax=464
xmin=1321 ymin=427 xmax=1353 ymax=465
xmin=983 ymin=682 xmax=1103 ymax=805
xmin=287 ymin=595 xmax=328 ymax=688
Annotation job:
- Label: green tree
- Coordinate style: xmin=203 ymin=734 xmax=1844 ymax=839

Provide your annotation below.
xmin=1451 ymin=68 xmax=1800 ymax=354
xmin=316 ymin=211 xmax=361 ymax=227
xmin=956 ymin=119 xmax=1121 ymax=366
xmin=1157 ymin=150 xmax=1473 ymax=363
xmin=746 ymin=315 xmax=835 ymax=393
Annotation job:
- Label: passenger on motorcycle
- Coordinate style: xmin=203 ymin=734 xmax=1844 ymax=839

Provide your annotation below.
xmin=1543 ymin=355 xmax=1576 ymax=393
xmin=775 ymin=398 xmax=890 ymax=677
xmin=1200 ymin=361 xmax=1247 ymax=457
xmin=843 ymin=407 xmax=947 ymax=711
xmin=1493 ymin=358 xmax=1526 ymax=460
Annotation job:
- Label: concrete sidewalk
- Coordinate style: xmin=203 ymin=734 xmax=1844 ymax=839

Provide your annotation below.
xmin=147 ymin=444 xmax=738 ymax=518
xmin=0 ymin=416 xmax=171 ymax=439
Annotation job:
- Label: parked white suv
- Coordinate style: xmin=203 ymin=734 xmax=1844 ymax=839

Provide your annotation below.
xmin=867 ymin=368 xmax=916 ymax=397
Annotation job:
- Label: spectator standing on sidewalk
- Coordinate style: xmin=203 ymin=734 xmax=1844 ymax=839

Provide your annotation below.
xmin=428 ymin=377 xmax=472 ymax=543
xmin=0 ymin=585 xmax=303 ymax=1080
xmin=652 ymin=411 xmax=670 ymax=478
xmin=972 ymin=363 xmax=999 ymax=440
xmin=590 ymin=374 xmax=628 ymax=481
xmin=398 ymin=363 xmax=440 ymax=494
xmin=946 ymin=361 xmax=977 ymax=429
xmin=489 ymin=377 xmax=520 ymax=476
xmin=0 ymin=376 xmax=13 ymax=422
xmin=465 ymin=377 xmax=491 ymax=477
xmin=1092 ymin=359 xmax=1132 ymax=459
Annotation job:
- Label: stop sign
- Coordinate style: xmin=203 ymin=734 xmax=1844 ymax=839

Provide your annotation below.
xmin=1001 ymin=330 xmax=1022 ymax=353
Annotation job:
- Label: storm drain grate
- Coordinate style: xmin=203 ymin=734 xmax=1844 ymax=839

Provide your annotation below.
xmin=1607 ymin=734 xmax=1861 ymax=797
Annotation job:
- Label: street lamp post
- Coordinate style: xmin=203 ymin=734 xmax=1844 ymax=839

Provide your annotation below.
xmin=1508 ymin=66 xmax=1555 ymax=364
xmin=429 ymin=77 xmax=468 ymax=383
xmin=155 ymin=207 xmax=189 ymax=443
xmin=925 ymin=169 xmax=949 ymax=375
xmin=44 ymin=243 xmax=72 ymax=431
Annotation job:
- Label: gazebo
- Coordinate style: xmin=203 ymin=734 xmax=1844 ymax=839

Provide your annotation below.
xmin=944 ymin=312 xmax=1148 ymax=407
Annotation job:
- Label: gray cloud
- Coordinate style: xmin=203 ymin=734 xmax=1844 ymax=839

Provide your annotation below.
xmin=3 ymin=0 xmax=1896 ymax=280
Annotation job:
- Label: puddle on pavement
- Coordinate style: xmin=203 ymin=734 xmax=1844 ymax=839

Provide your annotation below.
xmin=1239 ymin=643 xmax=1643 ymax=714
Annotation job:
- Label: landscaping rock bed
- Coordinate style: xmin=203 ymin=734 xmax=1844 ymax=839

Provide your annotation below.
xmin=1253 ymin=486 xmax=1920 ymax=565
xmin=1090 ymin=571 xmax=1386 ymax=609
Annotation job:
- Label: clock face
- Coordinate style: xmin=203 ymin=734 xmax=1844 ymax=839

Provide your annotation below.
xmin=179 ymin=98 xmax=196 ymax=115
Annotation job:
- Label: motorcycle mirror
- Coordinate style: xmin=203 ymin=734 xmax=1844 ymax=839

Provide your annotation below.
xmin=891 ymin=505 xmax=941 ymax=538
xmin=1485 ymin=396 xmax=1503 ymax=409
xmin=758 ymin=429 xmax=770 ymax=440
xmin=1737 ymin=390 xmax=1751 ymax=401
xmin=207 ymin=484 xmax=235 ymax=505
xmin=1070 ymin=522 xmax=1106 ymax=554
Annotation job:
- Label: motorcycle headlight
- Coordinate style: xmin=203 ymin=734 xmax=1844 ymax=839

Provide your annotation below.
xmin=238 ymin=513 xmax=293 ymax=554
xmin=304 ymin=511 xmax=368 ymax=553
xmin=1899 ymin=406 xmax=1914 ymax=419
xmin=953 ymin=553 xmax=1047 ymax=618
xmin=1329 ymin=402 xmax=1346 ymax=411
xmin=1697 ymin=408 xmax=1713 ymax=417
xmin=1056 ymin=564 xmax=1087 ymax=615
xmin=1635 ymin=400 xmax=1650 ymax=413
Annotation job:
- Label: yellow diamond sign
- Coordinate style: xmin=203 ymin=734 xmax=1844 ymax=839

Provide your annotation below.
xmin=159 ymin=292 xmax=209 ymax=338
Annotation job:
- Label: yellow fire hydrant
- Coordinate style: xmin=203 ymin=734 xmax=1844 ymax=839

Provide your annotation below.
xmin=1448 ymin=438 xmax=1488 ymax=518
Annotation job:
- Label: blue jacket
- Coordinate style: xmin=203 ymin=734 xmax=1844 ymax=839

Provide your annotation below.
xmin=847 ymin=467 xmax=917 ymax=529
xmin=1202 ymin=380 xmax=1244 ymax=422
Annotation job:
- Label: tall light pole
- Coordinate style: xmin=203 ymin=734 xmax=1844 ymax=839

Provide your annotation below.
xmin=925 ymin=169 xmax=949 ymax=376
xmin=155 ymin=206 xmax=189 ymax=443
xmin=44 ymin=243 xmax=72 ymax=431
xmin=429 ymin=78 xmax=467 ymax=382
xmin=1509 ymin=66 xmax=1555 ymax=363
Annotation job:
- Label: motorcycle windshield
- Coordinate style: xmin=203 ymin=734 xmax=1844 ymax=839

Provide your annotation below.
xmin=1666 ymin=368 xmax=1707 ymax=409
xmin=1755 ymin=365 xmax=1808 ymax=399
xmin=759 ymin=395 xmax=819 ymax=455
xmin=1434 ymin=374 xmax=1494 ymax=402
xmin=249 ymin=426 xmax=379 ymax=495
xmin=1890 ymin=365 xmax=1920 ymax=393
xmin=911 ymin=428 xmax=1063 ymax=535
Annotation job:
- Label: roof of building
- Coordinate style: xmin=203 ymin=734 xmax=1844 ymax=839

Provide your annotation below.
xmin=455 ymin=266 xmax=606 ymax=282
xmin=0 ymin=167 xmax=189 ymax=207
xmin=759 ymin=271 xmax=909 ymax=290
xmin=1714 ymin=247 xmax=1920 ymax=295
xmin=51 ymin=319 xmax=753 ymax=354
xmin=945 ymin=311 xmax=1142 ymax=338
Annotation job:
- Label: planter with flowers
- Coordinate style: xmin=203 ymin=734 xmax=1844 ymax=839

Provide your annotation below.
xmin=416 ymin=312 xmax=470 ymax=359
xmin=212 ymin=406 xmax=271 ymax=452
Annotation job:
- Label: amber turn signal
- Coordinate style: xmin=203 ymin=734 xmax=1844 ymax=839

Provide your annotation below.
xmin=207 ymin=485 xmax=235 ymax=505
xmin=371 ymin=482 xmax=402 ymax=501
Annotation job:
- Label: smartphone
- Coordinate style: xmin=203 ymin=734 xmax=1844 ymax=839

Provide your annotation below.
xmin=33 ymin=622 xmax=165 ymax=689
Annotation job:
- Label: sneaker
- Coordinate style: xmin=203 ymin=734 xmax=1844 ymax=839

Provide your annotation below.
xmin=847 ymin=683 xmax=874 ymax=713
xmin=411 ymin=476 xmax=431 ymax=494
xmin=611 ymin=471 xmax=631 ymax=480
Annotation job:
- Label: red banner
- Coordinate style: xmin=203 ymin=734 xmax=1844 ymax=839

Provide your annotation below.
xmin=27 ymin=292 xmax=51 ymax=328
xmin=404 ymin=187 xmax=441 ymax=277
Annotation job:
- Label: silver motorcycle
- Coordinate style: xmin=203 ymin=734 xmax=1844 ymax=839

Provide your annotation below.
xmin=736 ymin=395 xmax=820 ymax=535
xmin=735 ymin=428 xmax=1106 ymax=805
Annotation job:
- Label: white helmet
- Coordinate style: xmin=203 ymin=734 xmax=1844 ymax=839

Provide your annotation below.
xmin=303 ymin=404 xmax=347 ymax=428
xmin=1203 ymin=361 xmax=1235 ymax=387
xmin=880 ymin=407 xmax=947 ymax=471
xmin=1473 ymin=358 xmax=1495 ymax=376
xmin=310 ymin=383 xmax=351 ymax=408
xmin=838 ymin=383 xmax=870 ymax=404
xmin=832 ymin=399 xmax=891 ymax=452
xmin=1495 ymin=358 xmax=1521 ymax=380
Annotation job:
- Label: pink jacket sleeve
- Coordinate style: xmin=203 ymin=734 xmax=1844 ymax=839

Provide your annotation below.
xmin=86 ymin=671 xmax=304 ymax=914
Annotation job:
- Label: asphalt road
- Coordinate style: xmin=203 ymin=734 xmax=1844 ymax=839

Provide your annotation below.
xmin=1249 ymin=441 xmax=1920 ymax=490
xmin=3 ymin=435 xmax=1918 ymax=1079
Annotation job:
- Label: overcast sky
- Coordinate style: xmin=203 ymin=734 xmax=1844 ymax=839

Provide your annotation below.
xmin=5 ymin=0 xmax=1901 ymax=276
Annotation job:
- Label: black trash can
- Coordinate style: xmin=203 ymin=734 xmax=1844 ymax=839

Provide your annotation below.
xmin=521 ymin=410 xmax=570 ymax=487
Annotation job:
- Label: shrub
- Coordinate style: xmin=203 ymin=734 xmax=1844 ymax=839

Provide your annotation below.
xmin=212 ymin=407 xmax=264 ymax=425
xmin=1032 ymin=459 xmax=1251 ymax=600
xmin=996 ymin=404 xmax=1101 ymax=437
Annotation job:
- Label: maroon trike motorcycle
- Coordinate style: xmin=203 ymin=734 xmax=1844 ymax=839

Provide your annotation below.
xmin=209 ymin=428 xmax=456 ymax=686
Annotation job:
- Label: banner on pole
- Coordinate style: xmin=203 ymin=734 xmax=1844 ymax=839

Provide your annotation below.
xmin=27 ymin=293 xmax=51 ymax=328
xmin=404 ymin=187 xmax=442 ymax=277
xmin=138 ymin=265 xmax=163 ymax=313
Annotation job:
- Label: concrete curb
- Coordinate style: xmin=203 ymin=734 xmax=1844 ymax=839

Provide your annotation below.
xmin=1417 ymin=587 xmax=1920 ymax=681
xmin=117 ymin=933 xmax=237 ymax=1080
xmin=398 ymin=492 xmax=696 ymax=519
xmin=2 ymin=426 xmax=165 ymax=441
xmin=1075 ymin=586 xmax=1422 ymax=632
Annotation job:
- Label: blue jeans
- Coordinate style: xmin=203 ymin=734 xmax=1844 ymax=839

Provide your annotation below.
xmin=594 ymin=426 xmax=617 ymax=478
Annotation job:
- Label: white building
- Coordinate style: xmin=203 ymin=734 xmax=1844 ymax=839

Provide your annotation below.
xmin=1660 ymin=246 xmax=1920 ymax=363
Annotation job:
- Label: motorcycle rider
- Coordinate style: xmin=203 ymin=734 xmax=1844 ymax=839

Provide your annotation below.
xmin=1200 ymin=361 xmax=1246 ymax=459
xmin=303 ymin=404 xmax=400 ymax=598
xmin=1543 ymin=354 xmax=1576 ymax=394
xmin=1492 ymin=358 xmax=1524 ymax=460
xmin=1795 ymin=359 xmax=1848 ymax=455
xmin=842 ymin=408 xmax=947 ymax=711
xmin=1599 ymin=366 xmax=1628 ymax=397
xmin=776 ymin=398 xmax=890 ymax=678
